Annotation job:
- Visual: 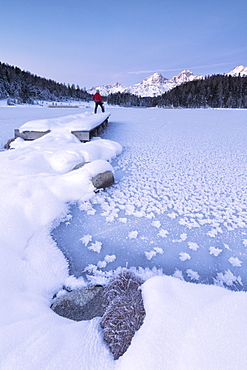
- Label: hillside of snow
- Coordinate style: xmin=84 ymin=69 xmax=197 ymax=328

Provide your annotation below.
xmin=1 ymin=105 xmax=247 ymax=369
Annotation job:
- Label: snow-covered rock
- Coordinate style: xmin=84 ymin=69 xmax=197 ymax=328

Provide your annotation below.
xmin=51 ymin=285 xmax=108 ymax=321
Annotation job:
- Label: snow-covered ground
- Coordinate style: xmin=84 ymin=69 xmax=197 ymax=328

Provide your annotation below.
xmin=1 ymin=103 xmax=247 ymax=369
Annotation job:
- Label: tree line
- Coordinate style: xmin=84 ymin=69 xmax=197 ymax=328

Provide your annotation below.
xmin=106 ymin=92 xmax=155 ymax=107
xmin=107 ymin=75 xmax=247 ymax=109
xmin=0 ymin=62 xmax=92 ymax=104
xmin=1 ymin=62 xmax=247 ymax=108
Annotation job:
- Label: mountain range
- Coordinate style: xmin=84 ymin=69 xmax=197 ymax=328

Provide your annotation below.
xmin=88 ymin=65 xmax=247 ymax=97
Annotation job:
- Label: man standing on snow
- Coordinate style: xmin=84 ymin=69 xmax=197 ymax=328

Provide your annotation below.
xmin=92 ymin=90 xmax=105 ymax=114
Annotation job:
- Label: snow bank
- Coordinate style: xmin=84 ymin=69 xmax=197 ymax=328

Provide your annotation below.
xmin=19 ymin=112 xmax=111 ymax=132
xmin=118 ymin=276 xmax=247 ymax=370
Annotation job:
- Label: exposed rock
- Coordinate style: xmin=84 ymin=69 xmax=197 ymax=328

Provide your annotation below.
xmin=100 ymin=270 xmax=146 ymax=360
xmin=92 ymin=170 xmax=114 ymax=189
xmin=51 ymin=285 xmax=109 ymax=321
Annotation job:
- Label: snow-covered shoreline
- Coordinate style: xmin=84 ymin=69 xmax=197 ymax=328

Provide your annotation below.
xmin=0 ymin=107 xmax=122 ymax=368
xmin=1 ymin=106 xmax=247 ymax=369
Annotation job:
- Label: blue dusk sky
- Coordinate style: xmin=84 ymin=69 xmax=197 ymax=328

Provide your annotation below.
xmin=0 ymin=0 xmax=246 ymax=89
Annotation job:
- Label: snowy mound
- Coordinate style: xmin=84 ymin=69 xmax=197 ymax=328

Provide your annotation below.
xmin=19 ymin=112 xmax=111 ymax=133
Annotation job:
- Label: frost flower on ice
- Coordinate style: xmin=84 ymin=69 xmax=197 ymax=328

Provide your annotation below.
xmin=186 ymin=269 xmax=200 ymax=281
xmin=104 ymin=254 xmax=116 ymax=263
xmin=180 ymin=233 xmax=187 ymax=241
xmin=158 ymin=229 xmax=169 ymax=238
xmin=119 ymin=218 xmax=127 ymax=223
xmin=209 ymin=246 xmax=222 ymax=257
xmin=97 ymin=260 xmax=107 ymax=268
xmin=97 ymin=254 xmax=116 ymax=269
xmin=128 ymin=230 xmax=138 ymax=239
xmin=228 ymin=256 xmax=242 ymax=267
xmin=207 ymin=229 xmax=217 ymax=238
xmin=173 ymin=269 xmax=184 ymax=280
xmin=80 ymin=234 xmax=92 ymax=246
xmin=179 ymin=252 xmax=191 ymax=261
xmin=145 ymin=247 xmax=163 ymax=260
xmin=146 ymin=212 xmax=155 ymax=219
xmin=153 ymin=247 xmax=164 ymax=255
xmin=84 ymin=264 xmax=98 ymax=273
xmin=151 ymin=220 xmax=161 ymax=228
xmin=145 ymin=250 xmax=157 ymax=260
xmin=188 ymin=242 xmax=199 ymax=251
xmin=214 ymin=269 xmax=243 ymax=287
xmin=106 ymin=215 xmax=115 ymax=222
xmin=88 ymin=241 xmax=102 ymax=253
xmin=167 ymin=212 xmax=177 ymax=219
xmin=207 ymin=228 xmax=222 ymax=238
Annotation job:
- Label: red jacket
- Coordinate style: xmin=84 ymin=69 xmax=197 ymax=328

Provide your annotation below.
xmin=92 ymin=92 xmax=102 ymax=102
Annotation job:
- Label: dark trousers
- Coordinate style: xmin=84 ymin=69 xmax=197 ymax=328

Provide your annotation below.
xmin=94 ymin=101 xmax=105 ymax=114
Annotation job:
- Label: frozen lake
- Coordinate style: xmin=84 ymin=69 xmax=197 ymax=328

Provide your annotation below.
xmin=50 ymin=108 xmax=247 ymax=290
xmin=2 ymin=104 xmax=247 ymax=368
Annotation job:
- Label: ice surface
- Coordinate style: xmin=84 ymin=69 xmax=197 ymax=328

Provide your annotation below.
xmin=52 ymin=108 xmax=247 ymax=290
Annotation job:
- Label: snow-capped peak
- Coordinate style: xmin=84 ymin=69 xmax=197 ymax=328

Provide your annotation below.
xmin=87 ymin=82 xmax=126 ymax=96
xmin=126 ymin=72 xmax=170 ymax=97
xmin=226 ymin=65 xmax=247 ymax=77
xmin=142 ymin=73 xmax=168 ymax=84
xmin=169 ymin=70 xmax=201 ymax=84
